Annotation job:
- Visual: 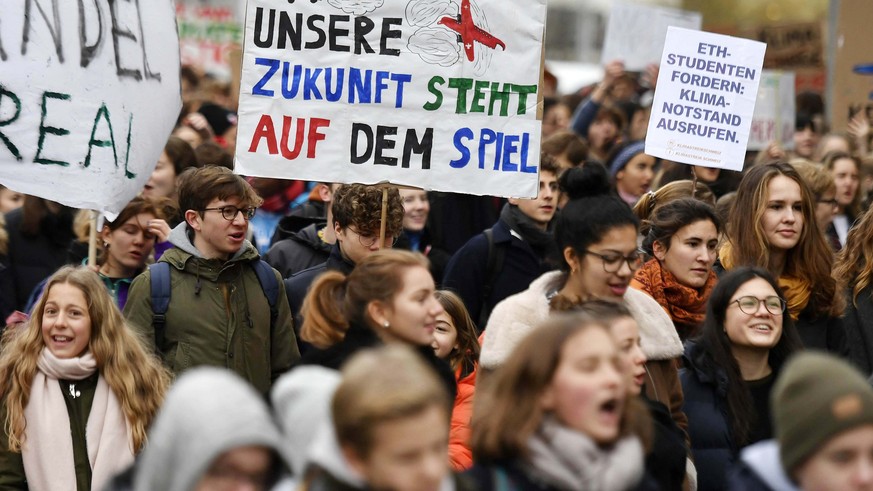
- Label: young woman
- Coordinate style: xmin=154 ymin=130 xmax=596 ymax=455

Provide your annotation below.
xmin=480 ymin=163 xmax=687 ymax=435
xmin=823 ymin=151 xmax=862 ymax=249
xmin=720 ymin=162 xmax=846 ymax=354
xmin=0 ymin=266 xmax=171 ymax=491
xmin=632 ymin=180 xmax=716 ymax=223
xmin=680 ymin=267 xmax=803 ymax=491
xmin=632 ymin=198 xmax=722 ymax=341
xmin=574 ymin=300 xmax=691 ymax=491
xmin=468 ymin=314 xmax=649 ymax=490
xmin=141 ymin=137 xmax=199 ymax=201
xmin=833 ymin=205 xmax=873 ymax=375
xmin=396 ymin=189 xmax=450 ymax=285
xmin=25 ymin=197 xmax=172 ymax=312
xmin=607 ymin=141 xmax=656 ymax=207
xmin=299 ymin=249 xmax=454 ymax=396
xmin=305 ymin=345 xmax=469 ymax=491
xmin=433 ymin=290 xmax=481 ymax=472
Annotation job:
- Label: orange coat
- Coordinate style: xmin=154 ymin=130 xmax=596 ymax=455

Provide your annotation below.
xmin=449 ymin=364 xmax=477 ymax=471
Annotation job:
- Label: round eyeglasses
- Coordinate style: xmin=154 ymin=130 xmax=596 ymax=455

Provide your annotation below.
xmin=348 ymin=227 xmax=398 ymax=248
xmin=583 ymin=249 xmax=644 ymax=273
xmin=201 ymin=206 xmax=256 ymax=221
xmin=731 ymin=295 xmax=786 ymax=315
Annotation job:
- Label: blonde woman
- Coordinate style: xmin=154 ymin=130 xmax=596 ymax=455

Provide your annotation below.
xmin=0 ymin=266 xmax=171 ymax=491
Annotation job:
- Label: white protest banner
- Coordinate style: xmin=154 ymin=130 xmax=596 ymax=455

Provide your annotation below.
xmin=0 ymin=1 xmax=181 ymax=214
xmin=235 ymin=0 xmax=547 ymax=199
xmin=601 ymin=3 xmax=701 ymax=72
xmin=645 ymin=27 xmax=766 ymax=172
xmin=178 ymin=1 xmax=243 ymax=79
xmin=748 ymin=71 xmax=795 ymax=151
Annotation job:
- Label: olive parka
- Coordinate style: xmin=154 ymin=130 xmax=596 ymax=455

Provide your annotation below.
xmin=123 ymin=224 xmax=299 ymax=394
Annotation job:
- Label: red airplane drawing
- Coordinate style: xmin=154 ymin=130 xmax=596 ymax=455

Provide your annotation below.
xmin=438 ymin=0 xmax=506 ymax=62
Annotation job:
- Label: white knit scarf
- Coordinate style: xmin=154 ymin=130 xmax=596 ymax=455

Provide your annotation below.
xmin=22 ymin=349 xmax=134 ymax=491
xmin=523 ymin=416 xmax=645 ymax=491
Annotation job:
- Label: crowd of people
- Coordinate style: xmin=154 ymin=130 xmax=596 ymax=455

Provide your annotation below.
xmin=1 ymin=56 xmax=873 ymax=491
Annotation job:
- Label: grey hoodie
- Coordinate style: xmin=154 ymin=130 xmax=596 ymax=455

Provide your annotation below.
xmin=132 ymin=367 xmax=284 ymax=491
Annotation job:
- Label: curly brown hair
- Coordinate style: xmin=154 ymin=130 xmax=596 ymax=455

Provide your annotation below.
xmin=331 ymin=184 xmax=404 ymax=238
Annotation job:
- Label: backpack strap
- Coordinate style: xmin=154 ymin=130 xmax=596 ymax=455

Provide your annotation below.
xmin=149 ymin=262 xmax=171 ymax=351
xmin=251 ymin=259 xmax=279 ymax=329
xmin=478 ymin=228 xmax=506 ymax=330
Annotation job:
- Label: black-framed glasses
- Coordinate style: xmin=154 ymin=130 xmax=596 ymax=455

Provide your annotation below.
xmin=731 ymin=295 xmax=786 ymax=315
xmin=201 ymin=205 xmax=256 ymax=221
xmin=583 ymin=249 xmax=644 ymax=273
xmin=816 ymin=198 xmax=838 ymax=208
xmin=348 ymin=227 xmax=398 ymax=248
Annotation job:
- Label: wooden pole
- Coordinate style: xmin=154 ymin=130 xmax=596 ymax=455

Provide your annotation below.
xmin=378 ymin=186 xmax=389 ymax=249
xmin=690 ymin=166 xmax=699 ymax=199
xmin=87 ymin=210 xmax=98 ymax=268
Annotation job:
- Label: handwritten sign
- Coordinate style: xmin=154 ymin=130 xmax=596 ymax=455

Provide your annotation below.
xmin=234 ymin=0 xmax=547 ymax=199
xmin=601 ymin=3 xmax=701 ymax=72
xmin=645 ymin=27 xmax=765 ymax=172
xmin=177 ymin=1 xmax=243 ymax=79
xmin=0 ymin=1 xmax=181 ymax=214
xmin=748 ymin=71 xmax=795 ymax=151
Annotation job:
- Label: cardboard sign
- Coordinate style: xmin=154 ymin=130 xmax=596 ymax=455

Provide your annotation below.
xmin=0 ymin=1 xmax=181 ymax=214
xmin=828 ymin=0 xmax=873 ymax=132
xmin=235 ymin=0 xmax=547 ymax=199
xmin=748 ymin=71 xmax=795 ymax=151
xmin=177 ymin=1 xmax=243 ymax=79
xmin=601 ymin=3 xmax=702 ymax=72
xmin=645 ymin=27 xmax=766 ymax=171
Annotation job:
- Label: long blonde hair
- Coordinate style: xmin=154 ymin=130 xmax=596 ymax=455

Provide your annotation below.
xmin=0 ymin=266 xmax=171 ymax=453
xmin=834 ymin=205 xmax=873 ymax=303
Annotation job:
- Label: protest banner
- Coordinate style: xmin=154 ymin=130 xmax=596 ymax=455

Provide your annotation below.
xmin=748 ymin=70 xmax=795 ymax=151
xmin=601 ymin=3 xmax=702 ymax=72
xmin=0 ymin=1 xmax=181 ymax=215
xmin=177 ymin=1 xmax=243 ymax=79
xmin=234 ymin=0 xmax=547 ymax=199
xmin=645 ymin=27 xmax=766 ymax=172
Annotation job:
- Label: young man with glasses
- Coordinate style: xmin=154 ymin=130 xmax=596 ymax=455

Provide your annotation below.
xmin=284 ymin=184 xmax=405 ymax=350
xmin=124 ymin=166 xmax=299 ymax=394
xmin=443 ymin=154 xmax=561 ymax=328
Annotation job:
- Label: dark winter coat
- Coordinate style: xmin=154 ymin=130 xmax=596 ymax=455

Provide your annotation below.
xmin=644 ymin=396 xmax=689 ymax=491
xmin=442 ymin=219 xmax=552 ymax=329
xmin=843 ymin=286 xmax=873 ymax=376
xmin=395 ymin=227 xmax=451 ymax=285
xmin=680 ymin=341 xmax=735 ymax=491
xmin=0 ymin=207 xmax=74 ymax=318
xmin=793 ymin=304 xmax=848 ymax=357
xmin=264 ymin=222 xmax=332 ymax=279
xmin=123 ymin=224 xmax=300 ymax=394
xmin=427 ymin=192 xmax=502 ymax=254
xmin=284 ymin=243 xmax=355 ymax=323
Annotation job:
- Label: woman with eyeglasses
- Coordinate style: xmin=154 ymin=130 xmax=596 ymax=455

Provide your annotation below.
xmin=632 ymin=198 xmax=722 ymax=341
xmin=480 ymin=163 xmax=688 ymax=438
xmin=680 ymin=267 xmax=803 ymax=491
xmin=719 ymin=162 xmax=846 ymax=355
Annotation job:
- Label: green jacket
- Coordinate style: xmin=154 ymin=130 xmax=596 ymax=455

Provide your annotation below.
xmin=0 ymin=374 xmax=98 ymax=491
xmin=123 ymin=225 xmax=300 ymax=394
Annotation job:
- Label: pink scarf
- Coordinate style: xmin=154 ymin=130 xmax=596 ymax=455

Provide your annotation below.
xmin=22 ymin=349 xmax=134 ymax=491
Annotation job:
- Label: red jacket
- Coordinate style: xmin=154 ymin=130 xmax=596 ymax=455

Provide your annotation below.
xmin=449 ymin=363 xmax=477 ymax=471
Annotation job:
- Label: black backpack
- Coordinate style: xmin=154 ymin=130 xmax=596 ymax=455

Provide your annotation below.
xmin=149 ymin=260 xmax=279 ymax=349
